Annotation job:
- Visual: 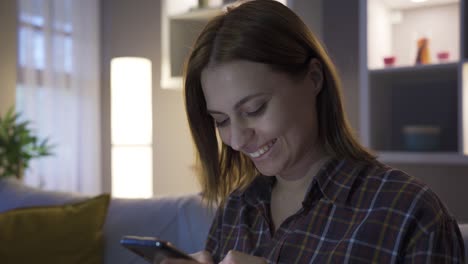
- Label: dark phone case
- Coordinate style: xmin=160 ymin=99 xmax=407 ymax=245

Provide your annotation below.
xmin=120 ymin=235 xmax=194 ymax=263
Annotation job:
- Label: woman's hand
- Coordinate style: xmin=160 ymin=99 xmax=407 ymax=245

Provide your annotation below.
xmin=219 ymin=250 xmax=267 ymax=264
xmin=159 ymin=250 xmax=214 ymax=264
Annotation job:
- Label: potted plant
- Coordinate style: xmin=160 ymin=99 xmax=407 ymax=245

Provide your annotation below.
xmin=0 ymin=107 xmax=53 ymax=179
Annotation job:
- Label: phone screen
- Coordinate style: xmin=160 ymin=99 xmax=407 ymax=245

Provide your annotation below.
xmin=120 ymin=235 xmax=194 ymax=263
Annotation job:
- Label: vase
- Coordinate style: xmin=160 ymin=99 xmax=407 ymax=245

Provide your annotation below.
xmin=415 ymin=37 xmax=431 ymax=65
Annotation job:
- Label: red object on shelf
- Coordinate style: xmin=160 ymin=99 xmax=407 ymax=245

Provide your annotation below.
xmin=437 ymin=51 xmax=450 ymax=62
xmin=383 ymin=56 xmax=396 ymax=67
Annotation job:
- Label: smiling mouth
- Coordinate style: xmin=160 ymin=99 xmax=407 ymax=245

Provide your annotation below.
xmin=247 ymin=139 xmax=277 ymax=158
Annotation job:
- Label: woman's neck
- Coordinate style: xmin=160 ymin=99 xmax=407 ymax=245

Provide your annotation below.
xmin=274 ymin=155 xmax=330 ymax=192
xmin=270 ymin=155 xmax=331 ymax=231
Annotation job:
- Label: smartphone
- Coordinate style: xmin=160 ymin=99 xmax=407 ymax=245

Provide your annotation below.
xmin=120 ymin=235 xmax=195 ymax=263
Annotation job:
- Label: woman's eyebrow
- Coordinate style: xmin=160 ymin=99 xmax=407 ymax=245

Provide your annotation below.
xmin=207 ymin=92 xmax=268 ymax=114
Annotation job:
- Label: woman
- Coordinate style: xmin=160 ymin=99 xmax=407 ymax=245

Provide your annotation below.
xmin=163 ymin=0 xmax=465 ymax=263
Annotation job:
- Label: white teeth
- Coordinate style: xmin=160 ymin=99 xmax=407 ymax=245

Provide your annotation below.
xmin=248 ymin=140 xmax=275 ymax=158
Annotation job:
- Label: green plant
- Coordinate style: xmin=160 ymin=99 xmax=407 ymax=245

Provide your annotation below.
xmin=0 ymin=107 xmax=54 ymax=179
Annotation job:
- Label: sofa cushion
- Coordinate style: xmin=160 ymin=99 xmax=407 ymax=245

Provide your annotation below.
xmin=0 ymin=194 xmax=110 ymax=263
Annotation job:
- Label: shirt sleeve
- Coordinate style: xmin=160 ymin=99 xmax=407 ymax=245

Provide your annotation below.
xmin=402 ymin=216 xmax=465 ymax=263
xmin=205 ymin=205 xmax=224 ymax=263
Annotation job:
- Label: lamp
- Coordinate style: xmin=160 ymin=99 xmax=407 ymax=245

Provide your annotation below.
xmin=110 ymin=57 xmax=153 ymax=198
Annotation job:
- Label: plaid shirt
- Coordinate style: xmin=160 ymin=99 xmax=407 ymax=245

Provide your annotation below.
xmin=205 ymin=158 xmax=465 ymax=263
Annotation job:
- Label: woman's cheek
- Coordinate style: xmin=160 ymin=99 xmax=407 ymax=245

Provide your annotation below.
xmin=218 ymin=129 xmax=231 ymax=147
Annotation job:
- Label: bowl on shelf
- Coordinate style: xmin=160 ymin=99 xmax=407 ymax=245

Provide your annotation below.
xmin=402 ymin=125 xmax=441 ymax=151
xmin=383 ymin=56 xmax=396 ymax=67
xmin=437 ymin=51 xmax=450 ymax=63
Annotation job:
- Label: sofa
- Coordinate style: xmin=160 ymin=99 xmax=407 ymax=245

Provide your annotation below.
xmin=0 ymin=178 xmax=215 ymax=264
xmin=1 ymin=177 xmax=467 ymax=263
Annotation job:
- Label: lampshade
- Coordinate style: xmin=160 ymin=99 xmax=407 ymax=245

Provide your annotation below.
xmin=111 ymin=57 xmax=152 ymax=145
xmin=110 ymin=57 xmax=153 ymax=198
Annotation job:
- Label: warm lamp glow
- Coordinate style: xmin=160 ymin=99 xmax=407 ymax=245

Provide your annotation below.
xmin=111 ymin=57 xmax=152 ymax=145
xmin=112 ymin=146 xmax=153 ymax=198
xmin=111 ymin=57 xmax=153 ymax=198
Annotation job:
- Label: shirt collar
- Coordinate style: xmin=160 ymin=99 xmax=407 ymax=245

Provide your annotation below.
xmin=242 ymin=174 xmax=275 ymax=206
xmin=305 ymin=158 xmax=363 ymax=206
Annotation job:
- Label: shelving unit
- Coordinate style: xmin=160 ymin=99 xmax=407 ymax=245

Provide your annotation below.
xmin=378 ymin=151 xmax=468 ymax=164
xmin=160 ymin=0 xmax=288 ymax=89
xmin=168 ymin=10 xmax=221 ymax=77
xmin=160 ymin=1 xmax=223 ymax=90
xmin=360 ymin=0 xmax=468 ymax=164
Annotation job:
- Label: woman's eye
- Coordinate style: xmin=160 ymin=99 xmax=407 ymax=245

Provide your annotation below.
xmin=214 ymin=118 xmax=229 ymax=127
xmin=246 ymin=103 xmax=266 ymax=117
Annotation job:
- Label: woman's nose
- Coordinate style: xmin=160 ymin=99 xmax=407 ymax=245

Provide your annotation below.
xmin=230 ymin=120 xmax=254 ymax=151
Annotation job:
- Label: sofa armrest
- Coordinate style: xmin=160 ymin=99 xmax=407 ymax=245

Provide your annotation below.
xmin=176 ymin=194 xmax=216 ymax=253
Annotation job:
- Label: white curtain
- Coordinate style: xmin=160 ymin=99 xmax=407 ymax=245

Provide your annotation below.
xmin=16 ymin=0 xmax=101 ymax=195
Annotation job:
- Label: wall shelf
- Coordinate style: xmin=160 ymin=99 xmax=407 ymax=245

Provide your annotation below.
xmin=161 ymin=1 xmax=222 ymax=90
xmin=378 ymin=151 xmax=468 ymax=165
xmin=360 ymin=0 xmax=467 ymax=163
xmin=367 ymin=0 xmax=460 ymax=69
xmin=169 ymin=7 xmax=222 ymax=20
xmin=369 ymin=61 xmax=458 ymax=74
xmin=161 ymin=0 xmax=289 ymax=89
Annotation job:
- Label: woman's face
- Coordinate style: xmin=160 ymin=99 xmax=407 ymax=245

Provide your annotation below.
xmin=201 ymin=60 xmax=324 ymax=180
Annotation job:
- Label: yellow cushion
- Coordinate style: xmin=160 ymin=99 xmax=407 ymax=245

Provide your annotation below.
xmin=0 ymin=194 xmax=110 ymax=264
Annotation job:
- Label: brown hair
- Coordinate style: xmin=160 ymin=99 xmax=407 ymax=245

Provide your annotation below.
xmin=184 ymin=0 xmax=375 ymax=205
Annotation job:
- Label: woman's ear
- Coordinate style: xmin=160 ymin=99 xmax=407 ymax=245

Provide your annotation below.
xmin=307 ymin=58 xmax=323 ymax=96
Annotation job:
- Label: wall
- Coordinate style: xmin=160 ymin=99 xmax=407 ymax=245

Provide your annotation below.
xmin=367 ymin=0 xmax=392 ymax=69
xmin=323 ymin=0 xmax=468 ymax=222
xmin=100 ymin=0 xmax=199 ymax=196
xmin=323 ymin=0 xmax=360 ymax=129
xmin=289 ymin=0 xmax=323 ymax=40
xmin=0 ymin=0 xmax=17 ymax=115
